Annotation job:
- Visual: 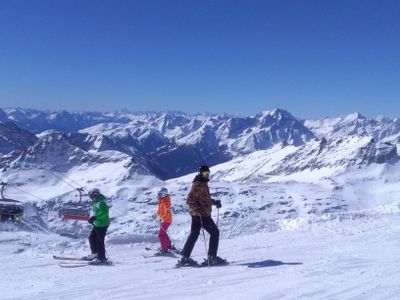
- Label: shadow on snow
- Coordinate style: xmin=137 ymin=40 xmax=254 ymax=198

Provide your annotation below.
xmin=238 ymin=259 xmax=303 ymax=268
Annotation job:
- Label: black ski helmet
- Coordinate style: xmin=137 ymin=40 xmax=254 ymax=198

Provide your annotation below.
xmin=88 ymin=188 xmax=100 ymax=200
xmin=199 ymin=165 xmax=210 ymax=173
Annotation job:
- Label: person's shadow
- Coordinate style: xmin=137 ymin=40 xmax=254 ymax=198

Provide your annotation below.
xmin=238 ymin=260 xmax=303 ymax=268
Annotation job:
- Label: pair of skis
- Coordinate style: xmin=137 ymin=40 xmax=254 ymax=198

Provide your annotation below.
xmin=54 ymin=252 xmax=230 ymax=269
xmin=142 ymin=247 xmax=181 ymax=258
xmin=143 ymin=247 xmax=230 ymax=268
xmin=53 ymin=255 xmax=112 ymax=268
xmin=175 ymin=259 xmax=229 ymax=269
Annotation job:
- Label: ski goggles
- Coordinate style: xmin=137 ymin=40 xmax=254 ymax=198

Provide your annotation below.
xmin=201 ymin=171 xmax=210 ymax=177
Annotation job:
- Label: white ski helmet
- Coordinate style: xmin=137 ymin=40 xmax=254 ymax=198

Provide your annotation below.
xmin=158 ymin=187 xmax=168 ymax=198
xmin=88 ymin=188 xmax=100 ymax=200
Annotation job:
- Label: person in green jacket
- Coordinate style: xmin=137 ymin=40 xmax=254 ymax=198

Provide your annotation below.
xmin=83 ymin=188 xmax=110 ymax=263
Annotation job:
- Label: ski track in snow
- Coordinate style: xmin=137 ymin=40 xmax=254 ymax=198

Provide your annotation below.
xmin=1 ymin=214 xmax=400 ymax=299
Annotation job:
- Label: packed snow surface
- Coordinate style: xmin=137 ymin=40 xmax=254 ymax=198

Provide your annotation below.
xmin=1 ymin=210 xmax=400 ymax=300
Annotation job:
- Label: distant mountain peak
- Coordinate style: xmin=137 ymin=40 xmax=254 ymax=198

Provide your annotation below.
xmin=258 ymin=108 xmax=294 ymax=119
xmin=343 ymin=112 xmax=366 ymax=122
xmin=271 ymin=108 xmax=292 ymax=116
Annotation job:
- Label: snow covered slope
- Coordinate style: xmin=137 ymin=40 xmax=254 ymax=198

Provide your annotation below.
xmin=2 ymin=211 xmax=400 ymax=299
xmin=211 ymin=136 xmax=398 ymax=182
xmin=0 ymin=121 xmax=37 ymax=154
xmin=304 ymin=112 xmax=400 ymax=140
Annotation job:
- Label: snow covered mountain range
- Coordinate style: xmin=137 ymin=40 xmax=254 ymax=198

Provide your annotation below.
xmin=1 ymin=107 xmax=400 ymax=239
xmin=0 ymin=107 xmax=314 ymax=178
xmin=0 ymin=109 xmax=400 ymax=179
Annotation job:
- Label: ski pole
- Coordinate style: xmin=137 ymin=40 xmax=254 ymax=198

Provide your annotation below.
xmin=199 ymin=216 xmax=210 ymax=268
xmin=216 ymin=207 xmax=221 ymax=240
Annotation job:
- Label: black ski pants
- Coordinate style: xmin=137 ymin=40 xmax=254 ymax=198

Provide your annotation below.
xmin=89 ymin=226 xmax=108 ymax=260
xmin=181 ymin=216 xmax=220 ymax=258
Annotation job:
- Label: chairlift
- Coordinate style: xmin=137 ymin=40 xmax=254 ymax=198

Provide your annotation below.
xmin=59 ymin=188 xmax=90 ymax=221
xmin=0 ymin=182 xmax=24 ymax=222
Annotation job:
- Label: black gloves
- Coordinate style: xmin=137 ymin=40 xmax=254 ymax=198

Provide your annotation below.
xmin=212 ymin=199 xmax=222 ymax=208
xmin=195 ymin=200 xmax=222 ymax=215
xmin=88 ymin=216 xmax=96 ymax=224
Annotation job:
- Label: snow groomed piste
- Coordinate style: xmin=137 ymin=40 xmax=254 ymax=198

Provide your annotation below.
xmin=2 ymin=211 xmax=400 ymax=299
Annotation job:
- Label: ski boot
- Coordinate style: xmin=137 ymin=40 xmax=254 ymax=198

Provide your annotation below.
xmin=88 ymin=258 xmax=111 ymax=265
xmin=202 ymin=256 xmax=228 ymax=266
xmin=168 ymin=245 xmax=180 ymax=254
xmin=176 ymin=257 xmax=198 ymax=268
xmin=81 ymin=253 xmax=97 ymax=261
xmin=154 ymin=249 xmax=171 ymax=256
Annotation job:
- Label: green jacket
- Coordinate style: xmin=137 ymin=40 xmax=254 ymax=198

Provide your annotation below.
xmin=92 ymin=194 xmax=110 ymax=228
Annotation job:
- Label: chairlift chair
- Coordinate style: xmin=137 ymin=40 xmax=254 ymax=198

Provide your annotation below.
xmin=0 ymin=182 xmax=24 ymax=222
xmin=59 ymin=188 xmax=90 ymax=221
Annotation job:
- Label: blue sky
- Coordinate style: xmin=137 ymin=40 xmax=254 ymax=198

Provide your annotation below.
xmin=0 ymin=0 xmax=399 ymax=119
